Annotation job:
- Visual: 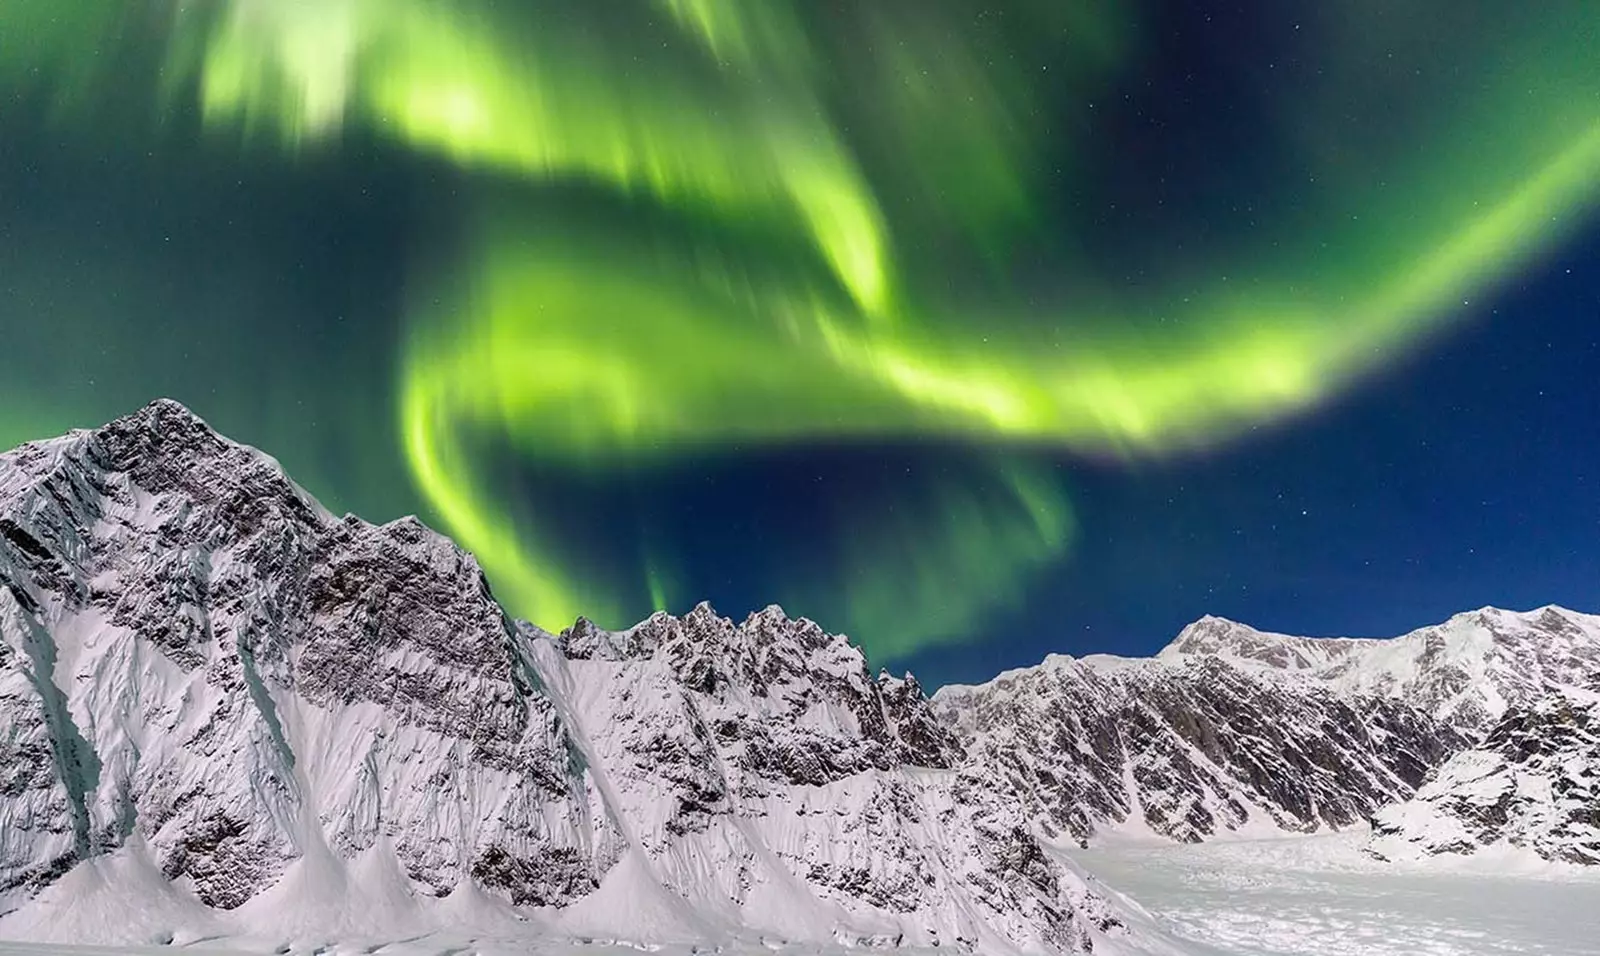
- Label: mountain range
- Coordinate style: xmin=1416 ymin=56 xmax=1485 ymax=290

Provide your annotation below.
xmin=1 ymin=401 xmax=1595 ymax=952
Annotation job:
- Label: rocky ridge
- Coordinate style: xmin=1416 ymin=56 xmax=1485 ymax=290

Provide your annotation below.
xmin=528 ymin=608 xmax=1120 ymax=952
xmin=1368 ymin=692 xmax=1600 ymax=865
xmin=936 ymin=609 xmax=1600 ymax=862
xmin=0 ymin=401 xmax=1126 ymax=952
xmin=934 ymin=649 xmax=1461 ymax=845
xmin=1159 ymin=610 xmax=1600 ymax=734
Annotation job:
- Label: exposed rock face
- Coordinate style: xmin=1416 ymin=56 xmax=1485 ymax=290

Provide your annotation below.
xmin=0 ymin=400 xmax=1124 ymax=952
xmin=527 ymin=606 xmax=1120 ymax=952
xmin=1368 ymin=694 xmax=1600 ymax=865
xmin=0 ymin=400 xmax=614 ymax=910
xmin=935 ymin=653 xmax=1462 ymax=845
xmin=1160 ymin=611 xmax=1600 ymax=735
xmin=935 ymin=608 xmax=1600 ymax=850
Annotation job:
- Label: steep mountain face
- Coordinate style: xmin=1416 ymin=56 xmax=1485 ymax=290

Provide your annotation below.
xmin=0 ymin=401 xmax=1125 ymax=953
xmin=527 ymin=607 xmax=1123 ymax=952
xmin=1368 ymin=693 xmax=1600 ymax=865
xmin=934 ymin=653 xmax=1461 ymax=845
xmin=935 ymin=609 xmax=1600 ymax=849
xmin=0 ymin=400 xmax=618 ymax=913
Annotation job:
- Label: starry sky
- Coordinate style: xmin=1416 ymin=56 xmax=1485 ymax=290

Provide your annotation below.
xmin=1 ymin=1 xmax=1596 ymax=686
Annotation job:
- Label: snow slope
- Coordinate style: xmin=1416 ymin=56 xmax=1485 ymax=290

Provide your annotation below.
xmin=1072 ymin=829 xmax=1600 ymax=956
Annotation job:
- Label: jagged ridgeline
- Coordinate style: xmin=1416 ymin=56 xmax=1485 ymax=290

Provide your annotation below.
xmin=0 ymin=401 xmax=1120 ymax=952
xmin=1 ymin=402 xmax=1596 ymax=950
xmin=937 ymin=610 xmax=1600 ymax=860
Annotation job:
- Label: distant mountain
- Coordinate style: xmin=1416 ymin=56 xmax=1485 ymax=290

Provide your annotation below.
xmin=0 ymin=400 xmax=1127 ymax=952
xmin=1157 ymin=610 xmax=1600 ymax=733
xmin=933 ymin=635 xmax=1461 ymax=845
xmin=935 ymin=608 xmax=1600 ymax=863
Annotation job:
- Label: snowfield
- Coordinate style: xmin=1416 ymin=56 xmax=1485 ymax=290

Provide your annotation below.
xmin=4 ymin=832 xmax=1597 ymax=956
xmin=1071 ymin=829 xmax=1600 ymax=956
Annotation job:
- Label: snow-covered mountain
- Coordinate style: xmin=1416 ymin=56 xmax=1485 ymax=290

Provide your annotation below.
xmin=1367 ymin=692 xmax=1600 ymax=865
xmin=523 ymin=608 xmax=1122 ymax=952
xmin=1158 ymin=610 xmax=1600 ymax=733
xmin=1157 ymin=610 xmax=1600 ymax=865
xmin=0 ymin=400 xmax=622 ymax=927
xmin=0 ymin=401 xmax=1129 ymax=952
xmin=2 ymin=400 xmax=1596 ymax=952
xmin=933 ymin=649 xmax=1460 ymax=845
xmin=934 ymin=609 xmax=1600 ymax=854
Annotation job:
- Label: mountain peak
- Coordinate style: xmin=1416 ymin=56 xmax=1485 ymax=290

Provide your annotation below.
xmin=131 ymin=396 xmax=207 ymax=425
xmin=1157 ymin=614 xmax=1287 ymax=663
xmin=87 ymin=399 xmax=331 ymax=532
xmin=97 ymin=397 xmax=219 ymax=452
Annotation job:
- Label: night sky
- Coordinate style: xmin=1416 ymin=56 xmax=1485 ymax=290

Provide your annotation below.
xmin=1 ymin=1 xmax=1596 ymax=686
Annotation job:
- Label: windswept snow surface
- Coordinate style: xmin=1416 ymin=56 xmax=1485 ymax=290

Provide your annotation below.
xmin=1071 ymin=829 xmax=1600 ymax=956
xmin=7 ymin=832 xmax=1597 ymax=956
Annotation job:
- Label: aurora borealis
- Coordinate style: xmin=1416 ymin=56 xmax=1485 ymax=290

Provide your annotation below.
xmin=2 ymin=1 xmax=1597 ymax=672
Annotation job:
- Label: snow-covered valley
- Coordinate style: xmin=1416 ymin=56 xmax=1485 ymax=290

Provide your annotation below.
xmin=1072 ymin=830 xmax=1600 ymax=956
xmin=2 ymin=832 xmax=1599 ymax=956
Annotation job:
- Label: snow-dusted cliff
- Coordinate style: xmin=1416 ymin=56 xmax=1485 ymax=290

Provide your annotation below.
xmin=1158 ymin=610 xmax=1600 ymax=733
xmin=0 ymin=400 xmax=620 ymax=923
xmin=934 ymin=609 xmax=1600 ymax=857
xmin=523 ymin=608 xmax=1122 ymax=952
xmin=1368 ymin=692 xmax=1600 ymax=865
xmin=933 ymin=649 xmax=1460 ymax=845
xmin=0 ymin=401 xmax=1129 ymax=952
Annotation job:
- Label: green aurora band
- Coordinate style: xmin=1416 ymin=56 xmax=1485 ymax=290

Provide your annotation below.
xmin=5 ymin=0 xmax=1598 ymax=657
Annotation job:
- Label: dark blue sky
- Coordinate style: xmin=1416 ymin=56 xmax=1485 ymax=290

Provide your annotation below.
xmin=906 ymin=225 xmax=1600 ymax=685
